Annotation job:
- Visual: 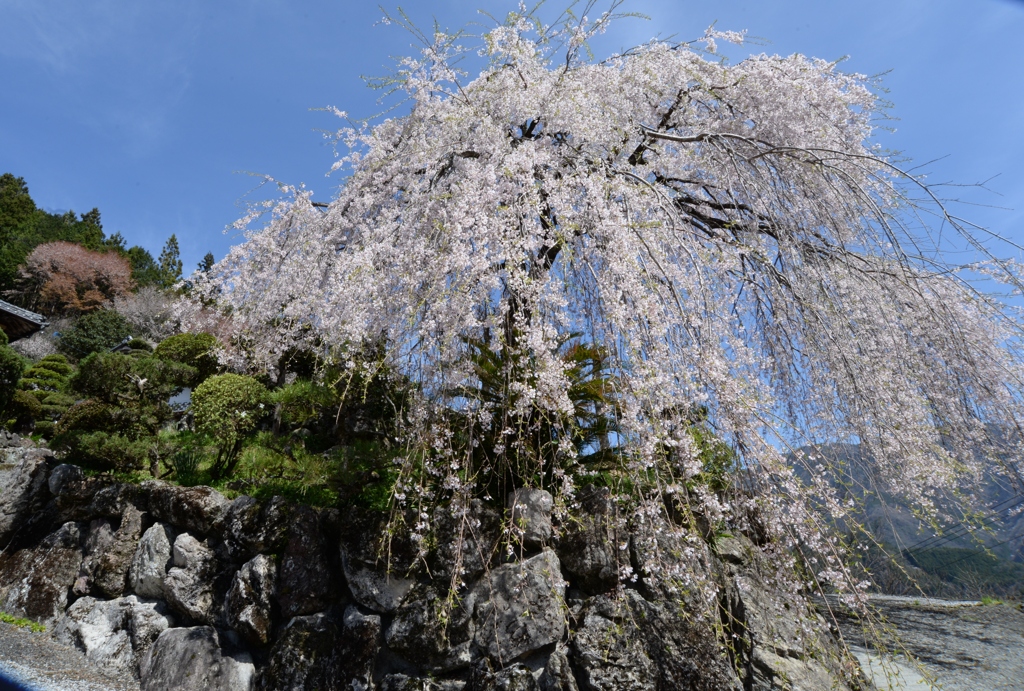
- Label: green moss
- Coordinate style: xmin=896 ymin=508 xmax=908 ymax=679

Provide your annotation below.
xmin=0 ymin=611 xmax=45 ymax=632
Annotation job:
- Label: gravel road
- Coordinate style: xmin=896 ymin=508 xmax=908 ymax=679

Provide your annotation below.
xmin=0 ymin=621 xmax=138 ymax=691
xmin=832 ymin=595 xmax=1024 ymax=691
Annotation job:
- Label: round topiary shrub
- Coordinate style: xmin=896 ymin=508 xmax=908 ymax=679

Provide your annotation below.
xmin=54 ymin=398 xmax=121 ymax=437
xmin=57 ymin=309 xmax=132 ymax=360
xmin=191 ymin=373 xmax=269 ymax=479
xmin=154 ymin=332 xmax=220 ymax=386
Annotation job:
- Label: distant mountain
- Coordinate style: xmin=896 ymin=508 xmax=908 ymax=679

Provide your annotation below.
xmin=791 ymin=442 xmax=1024 ymax=598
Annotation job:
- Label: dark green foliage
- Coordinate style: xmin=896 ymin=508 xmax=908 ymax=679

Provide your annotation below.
xmin=0 ymin=173 xmax=37 ymax=233
xmin=153 ymin=332 xmax=219 ymax=386
xmin=197 ymin=252 xmax=215 ymax=274
xmin=271 ymin=378 xmax=339 ymax=431
xmin=905 ymin=547 xmax=1024 ymax=597
xmin=15 ymin=354 xmax=74 ymax=436
xmin=686 ymin=410 xmax=737 ymax=494
xmin=57 ymin=309 xmax=133 ymax=359
xmin=157 ymin=234 xmax=183 ymax=289
xmin=70 ymin=350 xmax=194 ymax=405
xmin=54 ymin=398 xmax=124 ymax=436
xmin=6 ymin=389 xmax=41 ymax=429
xmin=170 ymin=447 xmax=203 ymax=486
xmin=191 ymin=374 xmax=270 ymax=479
xmin=126 ymin=245 xmax=162 ymax=287
xmin=56 ymin=351 xmax=193 ymax=472
xmin=60 ymin=430 xmax=151 ymax=472
xmin=0 ymin=174 xmax=110 ymax=295
xmin=0 ymin=342 xmax=24 ymax=414
xmin=454 ymin=335 xmax=620 ymax=496
xmin=127 ymin=338 xmax=153 ymax=352
xmin=69 ymin=351 xmax=131 ymax=402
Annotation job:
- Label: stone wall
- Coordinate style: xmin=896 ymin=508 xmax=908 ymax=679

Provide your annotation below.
xmin=0 ymin=443 xmax=868 ymax=690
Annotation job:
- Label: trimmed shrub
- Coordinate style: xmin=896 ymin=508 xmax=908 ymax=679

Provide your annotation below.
xmin=127 ymin=338 xmax=153 ymax=352
xmin=57 ymin=309 xmax=132 ymax=359
xmin=5 ymin=389 xmax=41 ymax=430
xmin=191 ymin=373 xmax=269 ymax=479
xmin=62 ymin=430 xmax=150 ymax=472
xmin=16 ymin=354 xmax=74 ymax=437
xmin=0 ymin=342 xmax=24 ymax=415
xmin=54 ymin=399 xmax=122 ymax=437
xmin=69 ymin=352 xmax=132 ymax=404
xmin=153 ymin=332 xmax=219 ymax=386
xmin=71 ymin=351 xmax=194 ymax=405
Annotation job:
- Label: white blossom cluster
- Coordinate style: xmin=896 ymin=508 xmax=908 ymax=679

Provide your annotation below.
xmin=180 ymin=7 xmax=1024 ymax=603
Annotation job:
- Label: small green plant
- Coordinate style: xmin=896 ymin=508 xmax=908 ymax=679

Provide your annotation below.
xmin=0 ymin=611 xmax=45 ymax=632
xmin=980 ymin=596 xmax=1004 ymax=606
xmin=171 ymin=448 xmax=203 ymax=486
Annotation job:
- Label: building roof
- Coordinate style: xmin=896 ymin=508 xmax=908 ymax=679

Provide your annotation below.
xmin=0 ymin=299 xmax=48 ymax=341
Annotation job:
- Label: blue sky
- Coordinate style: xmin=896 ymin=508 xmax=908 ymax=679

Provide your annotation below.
xmin=1 ymin=0 xmax=1022 ymax=272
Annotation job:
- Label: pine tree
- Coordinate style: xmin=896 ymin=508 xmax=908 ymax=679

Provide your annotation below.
xmin=197 ymin=252 xmax=215 ymax=274
xmin=157 ymin=234 xmax=183 ymax=289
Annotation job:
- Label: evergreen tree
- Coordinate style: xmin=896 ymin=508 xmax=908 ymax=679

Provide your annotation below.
xmin=127 ymin=246 xmax=161 ymax=287
xmin=0 ymin=173 xmax=36 ymax=233
xmin=157 ymin=234 xmax=183 ymax=288
xmin=197 ymin=252 xmax=215 ymax=274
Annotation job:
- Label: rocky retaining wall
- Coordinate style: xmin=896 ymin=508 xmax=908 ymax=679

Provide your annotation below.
xmin=0 ymin=441 xmax=866 ymax=690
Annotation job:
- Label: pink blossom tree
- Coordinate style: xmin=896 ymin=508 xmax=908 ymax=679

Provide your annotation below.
xmin=183 ymin=7 xmax=1024 ymax=599
xmin=13 ymin=241 xmax=134 ymax=315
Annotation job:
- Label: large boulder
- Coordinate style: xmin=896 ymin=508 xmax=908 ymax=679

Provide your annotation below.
xmin=0 ymin=521 xmax=82 ymax=624
xmin=471 ymin=549 xmax=566 ymax=662
xmin=56 ymin=477 xmax=142 ymax=524
xmin=570 ymin=594 xmax=657 ymax=691
xmin=54 ymin=595 xmax=174 ymax=678
xmin=537 ymin=644 xmax=579 ymax=691
xmin=163 ymin=533 xmax=216 ymax=624
xmin=144 ymin=481 xmax=229 ymax=536
xmin=507 ymin=489 xmax=553 ymax=550
xmin=76 ymin=517 xmax=117 ymax=596
xmin=555 ymin=486 xmax=622 ymax=595
xmin=255 ymin=607 xmax=381 ymax=691
xmin=79 ymin=505 xmax=144 ymax=599
xmin=222 ymin=495 xmax=292 ymax=561
xmin=130 ymin=522 xmax=176 ymax=599
xmin=343 ymin=560 xmax=415 ymax=614
xmin=718 ymin=534 xmax=860 ymax=691
xmin=571 ymin=589 xmax=741 ymax=691
xmin=430 ymin=499 xmax=501 ymax=584
xmin=276 ymin=505 xmax=338 ymax=618
xmin=385 ymin=584 xmax=475 ymax=672
xmin=340 ymin=507 xmax=419 ymax=614
xmin=47 ymin=462 xmax=84 ymax=497
xmin=140 ymin=626 xmax=254 ymax=691
xmin=225 ymin=554 xmax=277 ymax=646
xmin=0 ymin=447 xmax=52 ymax=548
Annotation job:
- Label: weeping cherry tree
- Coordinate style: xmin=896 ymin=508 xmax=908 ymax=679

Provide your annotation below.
xmin=181 ymin=4 xmax=1024 ymax=604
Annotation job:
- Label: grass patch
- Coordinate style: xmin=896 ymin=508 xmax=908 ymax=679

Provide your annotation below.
xmin=0 ymin=611 xmax=45 ymax=632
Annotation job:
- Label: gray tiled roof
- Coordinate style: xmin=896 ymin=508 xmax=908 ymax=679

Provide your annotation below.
xmin=0 ymin=298 xmax=48 ymax=341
